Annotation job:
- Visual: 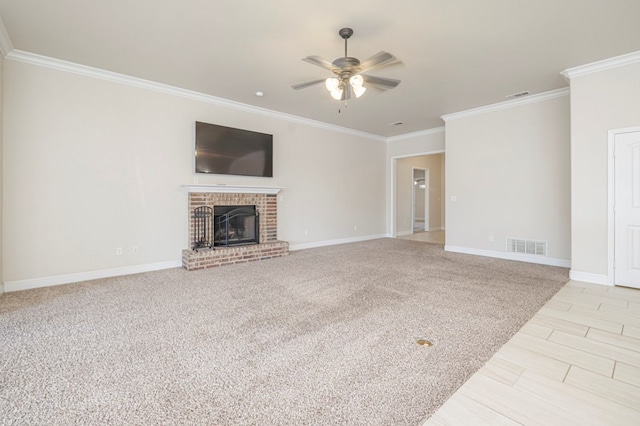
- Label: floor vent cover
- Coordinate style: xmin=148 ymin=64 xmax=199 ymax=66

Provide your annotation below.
xmin=506 ymin=238 xmax=547 ymax=257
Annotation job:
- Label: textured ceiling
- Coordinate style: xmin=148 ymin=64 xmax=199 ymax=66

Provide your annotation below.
xmin=0 ymin=0 xmax=639 ymax=137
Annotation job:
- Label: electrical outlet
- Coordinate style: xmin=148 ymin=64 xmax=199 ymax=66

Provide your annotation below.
xmin=116 ymin=247 xmax=123 ymax=256
xmin=304 ymin=230 xmax=308 ymax=236
xmin=354 ymin=225 xmax=358 ymax=231
xmin=489 ymin=235 xmax=494 ymax=242
xmin=133 ymin=246 xmax=139 ymax=254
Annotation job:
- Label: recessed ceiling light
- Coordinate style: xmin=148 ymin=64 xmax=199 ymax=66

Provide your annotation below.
xmin=255 ymin=91 xmax=264 ymax=97
xmin=506 ymin=91 xmax=530 ymax=99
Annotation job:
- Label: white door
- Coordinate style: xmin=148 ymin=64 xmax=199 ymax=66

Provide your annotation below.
xmin=614 ymin=130 xmax=640 ymax=288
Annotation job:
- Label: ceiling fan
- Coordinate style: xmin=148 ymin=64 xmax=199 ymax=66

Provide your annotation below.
xmin=292 ymin=28 xmax=401 ymax=101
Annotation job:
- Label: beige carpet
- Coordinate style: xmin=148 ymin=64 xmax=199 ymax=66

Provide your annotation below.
xmin=0 ymin=238 xmax=568 ymax=425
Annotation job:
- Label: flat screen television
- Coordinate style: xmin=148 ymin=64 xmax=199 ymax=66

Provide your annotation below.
xmin=195 ymin=121 xmax=273 ymax=177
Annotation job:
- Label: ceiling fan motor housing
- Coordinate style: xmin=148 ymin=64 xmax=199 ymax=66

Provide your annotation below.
xmin=332 ymin=57 xmax=361 ymax=78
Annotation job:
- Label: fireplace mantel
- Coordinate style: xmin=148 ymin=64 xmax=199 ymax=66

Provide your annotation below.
xmin=181 ymin=184 xmax=283 ymax=195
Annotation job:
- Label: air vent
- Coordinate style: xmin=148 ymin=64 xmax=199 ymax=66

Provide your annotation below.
xmin=506 ymin=238 xmax=547 ymax=256
xmin=506 ymin=91 xmax=530 ymax=100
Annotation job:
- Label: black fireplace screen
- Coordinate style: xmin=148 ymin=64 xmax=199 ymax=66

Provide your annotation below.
xmin=192 ymin=206 xmax=213 ymax=250
xmin=213 ymin=205 xmax=259 ymax=247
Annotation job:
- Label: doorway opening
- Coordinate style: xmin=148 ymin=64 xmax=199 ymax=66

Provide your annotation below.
xmin=413 ymin=168 xmax=428 ymax=232
xmin=391 ymin=152 xmax=445 ymax=245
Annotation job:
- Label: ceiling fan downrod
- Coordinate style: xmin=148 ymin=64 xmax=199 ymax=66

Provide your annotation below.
xmin=339 ymin=28 xmax=353 ymax=57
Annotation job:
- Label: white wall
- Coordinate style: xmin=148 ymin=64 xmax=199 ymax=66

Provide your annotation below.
xmin=395 ymin=154 xmax=444 ymax=234
xmin=0 ymin=53 xmax=3 ymax=295
xmin=444 ymin=93 xmax=571 ymax=264
xmin=2 ymin=59 xmax=386 ymax=285
xmin=568 ymin=60 xmax=640 ymax=282
xmin=386 ymin=128 xmax=445 ymax=235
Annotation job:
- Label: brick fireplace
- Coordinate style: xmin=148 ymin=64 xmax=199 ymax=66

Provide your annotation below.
xmin=181 ymin=185 xmax=289 ymax=270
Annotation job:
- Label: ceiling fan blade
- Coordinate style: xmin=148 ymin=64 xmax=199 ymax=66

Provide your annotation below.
xmin=358 ymin=51 xmax=397 ymax=73
xmin=362 ymin=74 xmax=401 ymax=89
xmin=291 ymin=79 xmax=326 ymax=90
xmin=302 ymin=56 xmax=336 ymax=72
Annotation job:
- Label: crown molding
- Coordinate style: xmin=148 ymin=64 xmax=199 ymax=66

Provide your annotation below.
xmin=0 ymin=14 xmax=14 ymax=57
xmin=441 ymin=87 xmax=569 ymax=122
xmin=5 ymin=49 xmax=387 ymax=142
xmin=561 ymin=50 xmax=640 ymax=80
xmin=387 ymin=126 xmax=445 ymax=143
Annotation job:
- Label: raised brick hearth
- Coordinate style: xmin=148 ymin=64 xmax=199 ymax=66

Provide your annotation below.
xmin=181 ymin=185 xmax=288 ymax=270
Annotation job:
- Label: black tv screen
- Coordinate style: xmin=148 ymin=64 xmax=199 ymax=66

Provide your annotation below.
xmin=195 ymin=121 xmax=273 ymax=177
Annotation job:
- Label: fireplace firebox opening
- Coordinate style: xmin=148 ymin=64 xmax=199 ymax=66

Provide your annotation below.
xmin=213 ymin=205 xmax=259 ymax=247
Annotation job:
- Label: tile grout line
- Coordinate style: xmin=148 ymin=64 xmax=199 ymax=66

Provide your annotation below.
xmin=561 ymin=363 xmax=572 ymax=383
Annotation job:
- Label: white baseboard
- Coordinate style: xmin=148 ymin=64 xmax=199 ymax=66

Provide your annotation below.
xmin=395 ymin=230 xmax=414 ymax=237
xmin=569 ymin=270 xmax=611 ymax=286
xmin=289 ymin=234 xmax=387 ymax=251
xmin=4 ymin=260 xmax=183 ymax=293
xmin=444 ymin=245 xmax=571 ymax=268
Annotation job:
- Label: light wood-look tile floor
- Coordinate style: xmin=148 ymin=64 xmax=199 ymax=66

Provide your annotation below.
xmin=425 ymin=280 xmax=640 ymax=425
xmin=397 ymin=230 xmax=445 ymax=245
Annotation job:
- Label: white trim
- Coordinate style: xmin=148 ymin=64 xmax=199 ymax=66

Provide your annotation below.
xmin=444 ymin=245 xmax=571 ymax=268
xmin=441 ymin=88 xmax=569 ymax=122
xmin=289 ymin=234 xmax=386 ymax=251
xmin=569 ymin=270 xmax=611 ymax=286
xmin=4 ymin=260 xmax=182 ymax=293
xmin=181 ymin=184 xmax=283 ymax=194
xmin=390 ymin=150 xmax=445 ymax=238
xmin=5 ymin=50 xmax=386 ymax=142
xmin=395 ymin=230 xmax=414 ymax=237
xmin=562 ymin=50 xmax=640 ymax=80
xmin=0 ymin=15 xmax=13 ymax=57
xmin=608 ymin=130 xmax=616 ymax=286
xmin=387 ymin=127 xmax=445 ymax=143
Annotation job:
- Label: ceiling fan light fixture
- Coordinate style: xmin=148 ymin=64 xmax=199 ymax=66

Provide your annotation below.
xmin=349 ymin=74 xmax=366 ymax=98
xmin=326 ymin=77 xmax=344 ymax=100
xmin=325 ymin=77 xmax=340 ymax=91
xmin=352 ymin=85 xmax=366 ymax=98
xmin=330 ymin=87 xmax=344 ymax=100
xmin=349 ymin=74 xmax=363 ymax=87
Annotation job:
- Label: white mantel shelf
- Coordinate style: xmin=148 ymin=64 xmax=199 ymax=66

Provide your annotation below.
xmin=181 ymin=184 xmax=283 ymax=195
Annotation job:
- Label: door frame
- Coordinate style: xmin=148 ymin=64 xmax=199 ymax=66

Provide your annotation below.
xmin=390 ymin=150 xmax=444 ymax=237
xmin=607 ymin=126 xmax=640 ymax=286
